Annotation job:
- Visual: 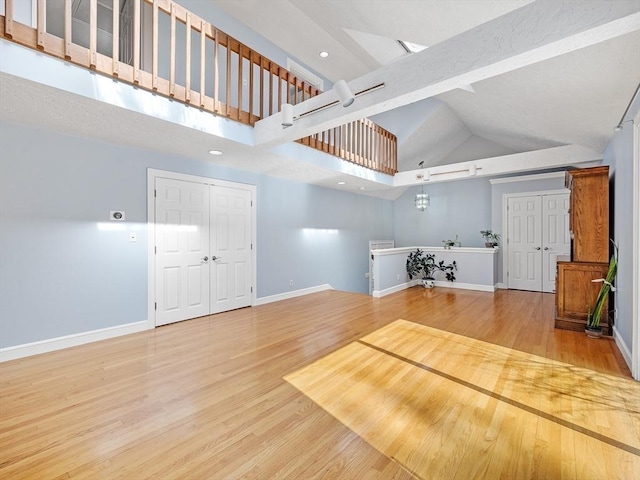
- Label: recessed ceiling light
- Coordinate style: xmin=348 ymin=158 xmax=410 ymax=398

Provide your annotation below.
xmin=337 ymin=181 xmax=346 ymax=185
xmin=208 ymin=149 xmax=223 ymax=155
xmin=360 ymin=187 xmax=365 ymax=190
xmin=319 ymin=51 xmax=329 ymax=58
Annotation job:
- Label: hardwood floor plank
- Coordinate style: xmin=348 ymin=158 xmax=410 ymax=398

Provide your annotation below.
xmin=285 ymin=320 xmax=639 ymax=479
xmin=0 ymin=288 xmax=633 ymax=479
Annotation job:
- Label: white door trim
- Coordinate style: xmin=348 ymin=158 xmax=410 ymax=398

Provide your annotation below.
xmin=502 ymin=188 xmax=569 ymax=290
xmin=632 ymin=110 xmax=640 ymax=380
xmin=147 ymin=168 xmax=257 ymax=328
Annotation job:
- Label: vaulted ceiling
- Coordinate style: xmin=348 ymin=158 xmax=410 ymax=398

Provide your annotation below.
xmin=213 ymin=0 xmax=640 ymax=173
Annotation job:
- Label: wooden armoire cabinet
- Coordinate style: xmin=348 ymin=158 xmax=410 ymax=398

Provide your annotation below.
xmin=555 ymin=166 xmax=610 ymax=334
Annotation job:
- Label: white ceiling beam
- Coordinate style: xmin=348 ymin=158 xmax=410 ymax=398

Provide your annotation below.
xmin=254 ymin=0 xmax=640 ymax=146
xmin=393 ymin=145 xmax=603 ymax=187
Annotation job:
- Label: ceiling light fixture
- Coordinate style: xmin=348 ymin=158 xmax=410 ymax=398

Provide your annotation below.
xmin=415 ymin=161 xmax=430 ymax=211
xmin=319 ymin=51 xmax=329 ymax=58
xmin=281 ymin=103 xmax=294 ymax=127
xmin=613 ymin=82 xmax=640 ymax=132
xmin=208 ymin=149 xmax=223 ymax=155
xmin=337 ymin=181 xmax=346 ymax=185
xmin=333 ymin=80 xmax=355 ymax=107
xmin=281 ymin=83 xmax=385 ymax=128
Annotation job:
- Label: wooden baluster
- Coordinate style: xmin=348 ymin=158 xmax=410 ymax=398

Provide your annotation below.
xmin=213 ymin=27 xmax=219 ymax=112
xmin=185 ymin=12 xmax=191 ymax=103
xmin=111 ymin=0 xmax=119 ymax=74
xmin=268 ymin=61 xmax=273 ymax=116
xmin=199 ymin=20 xmax=205 ymax=107
xmin=259 ymin=56 xmax=264 ymax=120
xmin=169 ymin=3 xmax=176 ymax=96
xmin=388 ymin=132 xmax=393 ymax=173
xmin=225 ymin=34 xmax=231 ymax=116
xmin=152 ymin=0 xmax=158 ymax=90
xmin=238 ymin=43 xmax=243 ymax=120
xmin=249 ymin=50 xmax=254 ymax=124
xmin=89 ymin=0 xmax=97 ymax=67
xmin=4 ymin=0 xmax=14 ymax=38
xmin=371 ymin=124 xmax=376 ymax=168
xmin=390 ymin=132 xmax=395 ymax=173
xmin=277 ymin=68 xmax=282 ymax=112
xmin=133 ymin=0 xmax=140 ymax=83
xmin=36 ymin=0 xmax=45 ymax=50
xmin=61 ymin=0 xmax=71 ymax=59
xmin=357 ymin=121 xmax=361 ymax=163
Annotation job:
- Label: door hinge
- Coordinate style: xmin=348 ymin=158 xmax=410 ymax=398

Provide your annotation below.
xmin=251 ymin=286 xmax=253 ymax=293
xmin=155 ymin=246 xmax=157 ymax=254
xmin=251 ymin=243 xmax=253 ymax=250
xmin=251 ymin=200 xmax=253 ymax=207
xmin=154 ymin=302 xmax=157 ymax=310
xmin=154 ymin=189 xmax=157 ymax=197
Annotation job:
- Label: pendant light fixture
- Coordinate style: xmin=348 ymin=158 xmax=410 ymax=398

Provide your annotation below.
xmin=415 ymin=161 xmax=430 ymax=211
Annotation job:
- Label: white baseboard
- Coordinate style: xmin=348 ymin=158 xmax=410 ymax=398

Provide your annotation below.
xmin=612 ymin=325 xmax=633 ymax=372
xmin=254 ymin=284 xmax=334 ymax=306
xmin=0 ymin=320 xmax=150 ymax=363
xmin=434 ymin=281 xmax=496 ymax=292
xmin=373 ymin=279 xmax=496 ymax=297
xmin=495 ymin=282 xmax=506 ymax=289
xmin=373 ymin=280 xmax=418 ymax=298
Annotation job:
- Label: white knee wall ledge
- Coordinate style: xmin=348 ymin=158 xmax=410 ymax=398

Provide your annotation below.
xmin=371 ymin=247 xmax=499 ymax=297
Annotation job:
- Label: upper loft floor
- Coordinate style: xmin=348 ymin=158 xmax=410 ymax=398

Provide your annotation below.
xmin=0 ymin=0 xmax=397 ymax=177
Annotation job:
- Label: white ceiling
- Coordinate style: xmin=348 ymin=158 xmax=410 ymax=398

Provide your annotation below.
xmin=1 ymin=0 xmax=639 ymax=199
xmin=213 ymin=0 xmax=640 ymax=171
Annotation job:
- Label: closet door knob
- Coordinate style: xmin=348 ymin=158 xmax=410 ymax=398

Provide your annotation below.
xmin=534 ymin=247 xmax=541 ymax=250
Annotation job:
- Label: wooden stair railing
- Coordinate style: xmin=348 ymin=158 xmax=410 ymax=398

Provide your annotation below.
xmin=0 ymin=0 xmax=397 ymax=175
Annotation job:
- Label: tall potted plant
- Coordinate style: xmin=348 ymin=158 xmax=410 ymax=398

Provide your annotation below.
xmin=406 ymin=249 xmax=457 ymax=288
xmin=586 ymin=242 xmax=618 ymax=338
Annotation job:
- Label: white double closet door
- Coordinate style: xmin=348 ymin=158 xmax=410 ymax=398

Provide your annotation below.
xmin=507 ymin=193 xmax=570 ymax=293
xmin=154 ymin=177 xmax=253 ymax=326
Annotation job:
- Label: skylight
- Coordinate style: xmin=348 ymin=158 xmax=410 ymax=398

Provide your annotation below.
xmin=398 ymin=40 xmax=428 ymax=54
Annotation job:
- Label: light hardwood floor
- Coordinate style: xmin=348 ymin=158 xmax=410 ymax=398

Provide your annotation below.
xmin=0 ymin=288 xmax=634 ymax=479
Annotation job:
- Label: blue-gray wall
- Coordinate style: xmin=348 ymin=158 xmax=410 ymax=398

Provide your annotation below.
xmin=0 ymin=121 xmax=393 ymax=348
xmin=393 ymin=178 xmax=492 ymax=248
xmin=603 ymin=101 xmax=639 ymax=354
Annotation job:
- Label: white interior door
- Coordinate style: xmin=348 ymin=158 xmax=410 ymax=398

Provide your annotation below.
xmin=541 ymin=193 xmax=571 ymax=293
xmin=210 ymin=185 xmax=253 ymax=314
xmin=154 ymin=176 xmax=254 ymax=326
xmin=155 ymin=178 xmax=210 ymax=326
xmin=508 ymin=196 xmax=543 ymax=291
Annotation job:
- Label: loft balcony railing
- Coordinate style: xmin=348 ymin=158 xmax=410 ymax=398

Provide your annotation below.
xmin=0 ymin=0 xmax=397 ymax=175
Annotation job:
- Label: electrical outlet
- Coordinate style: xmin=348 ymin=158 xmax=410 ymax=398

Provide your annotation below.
xmin=396 ymin=274 xmax=401 ymax=281
xmin=289 ymin=280 xmax=294 ymax=287
xmin=364 ymin=272 xmax=370 ymax=278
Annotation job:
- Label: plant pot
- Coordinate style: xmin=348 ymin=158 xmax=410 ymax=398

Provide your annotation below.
xmin=585 ymin=326 xmax=603 ymax=338
xmin=485 ymin=242 xmax=494 ymax=248
xmin=422 ymin=279 xmax=435 ymax=289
